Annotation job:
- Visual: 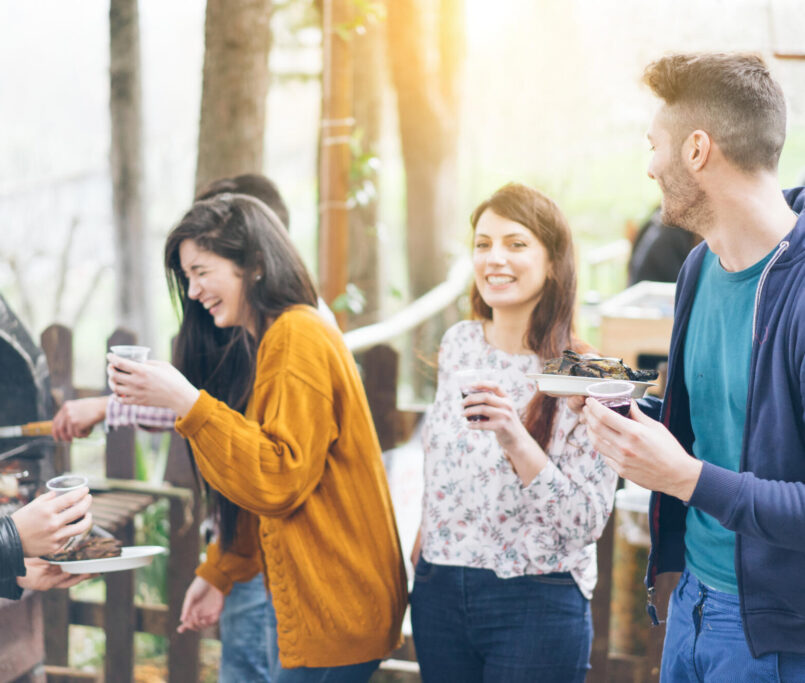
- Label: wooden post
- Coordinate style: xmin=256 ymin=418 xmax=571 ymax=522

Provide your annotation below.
xmin=588 ymin=512 xmax=615 ymax=682
xmin=359 ymin=345 xmax=399 ymax=451
xmin=165 ymin=426 xmax=202 ymax=683
xmin=318 ymin=0 xmax=354 ymax=328
xmin=103 ymin=328 xmax=137 ymax=683
xmin=39 ymin=324 xmax=74 ymax=669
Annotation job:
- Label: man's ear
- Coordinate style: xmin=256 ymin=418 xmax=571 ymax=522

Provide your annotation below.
xmin=686 ymin=129 xmax=712 ymax=171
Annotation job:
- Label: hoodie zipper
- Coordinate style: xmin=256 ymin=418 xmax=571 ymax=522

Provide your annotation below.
xmin=752 ymin=241 xmax=789 ymax=340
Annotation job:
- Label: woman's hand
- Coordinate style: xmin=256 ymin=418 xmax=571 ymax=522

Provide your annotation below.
xmin=52 ymin=397 xmax=109 ymax=441
xmin=107 ymin=355 xmax=200 ymax=417
xmin=463 ymin=383 xmax=548 ymax=484
xmin=11 ymin=488 xmax=93 ymax=557
xmin=177 ymin=576 xmax=225 ymax=633
xmin=17 ymin=558 xmax=93 ymax=591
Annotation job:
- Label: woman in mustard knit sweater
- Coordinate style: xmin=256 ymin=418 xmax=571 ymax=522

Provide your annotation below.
xmin=107 ymin=194 xmax=407 ymax=681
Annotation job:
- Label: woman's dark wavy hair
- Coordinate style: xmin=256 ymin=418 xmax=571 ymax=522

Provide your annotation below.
xmin=470 ymin=182 xmax=578 ymax=451
xmin=164 ymin=193 xmax=318 ymax=549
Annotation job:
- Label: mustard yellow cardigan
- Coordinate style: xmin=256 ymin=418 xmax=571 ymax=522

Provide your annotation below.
xmin=177 ymin=306 xmax=407 ymax=668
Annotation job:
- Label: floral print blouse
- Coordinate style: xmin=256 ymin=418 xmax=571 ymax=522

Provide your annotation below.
xmin=420 ymin=321 xmax=617 ymax=599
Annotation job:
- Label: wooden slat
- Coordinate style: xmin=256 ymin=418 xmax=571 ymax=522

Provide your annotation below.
xmin=44 ymin=666 xmax=99 ymax=683
xmin=70 ymin=601 xmax=168 ymax=637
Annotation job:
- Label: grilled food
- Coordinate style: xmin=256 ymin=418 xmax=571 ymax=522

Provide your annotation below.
xmin=44 ymin=536 xmax=123 ymax=562
xmin=543 ymin=349 xmax=659 ymax=382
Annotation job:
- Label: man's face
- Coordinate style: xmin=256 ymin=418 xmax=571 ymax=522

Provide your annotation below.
xmin=646 ymin=106 xmax=708 ymax=233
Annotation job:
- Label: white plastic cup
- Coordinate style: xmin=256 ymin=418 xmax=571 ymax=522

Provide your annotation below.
xmin=110 ymin=345 xmax=150 ymax=363
xmin=46 ymin=474 xmax=89 ymax=529
xmin=455 ymin=369 xmax=497 ymax=422
xmin=586 ymin=381 xmax=634 ymax=416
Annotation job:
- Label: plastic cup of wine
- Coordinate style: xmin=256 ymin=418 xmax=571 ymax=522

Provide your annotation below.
xmin=455 ymin=369 xmax=497 ymax=422
xmin=586 ymin=381 xmax=634 ymax=417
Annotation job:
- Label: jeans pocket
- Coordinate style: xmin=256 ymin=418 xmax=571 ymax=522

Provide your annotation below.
xmin=413 ymin=556 xmax=437 ymax=583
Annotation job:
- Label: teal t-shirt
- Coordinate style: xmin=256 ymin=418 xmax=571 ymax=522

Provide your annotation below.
xmin=683 ymin=247 xmax=773 ymax=594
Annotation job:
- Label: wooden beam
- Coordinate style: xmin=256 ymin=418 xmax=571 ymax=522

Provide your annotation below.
xmin=318 ymin=0 xmax=354 ymax=327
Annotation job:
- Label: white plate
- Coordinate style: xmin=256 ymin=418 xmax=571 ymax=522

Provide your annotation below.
xmin=526 ymin=374 xmax=655 ymax=398
xmin=47 ymin=545 xmax=166 ymax=574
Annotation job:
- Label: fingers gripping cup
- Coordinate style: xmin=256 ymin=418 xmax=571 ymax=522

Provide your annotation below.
xmin=109 ymin=345 xmax=149 ymax=399
xmin=455 ymin=369 xmax=497 ymax=422
xmin=46 ymin=474 xmax=89 ymax=528
xmin=586 ymin=381 xmax=634 ymax=416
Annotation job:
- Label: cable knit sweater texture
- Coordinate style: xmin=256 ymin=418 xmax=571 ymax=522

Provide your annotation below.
xmin=178 ymin=306 xmax=407 ymax=668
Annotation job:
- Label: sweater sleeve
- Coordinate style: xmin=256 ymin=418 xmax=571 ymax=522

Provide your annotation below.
xmin=0 ymin=516 xmax=26 ymax=600
xmin=196 ymin=511 xmax=263 ymax=594
xmin=175 ymin=317 xmax=339 ymax=519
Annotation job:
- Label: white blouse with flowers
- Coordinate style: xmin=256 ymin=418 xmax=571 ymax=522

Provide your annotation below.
xmin=420 ymin=321 xmax=617 ymax=599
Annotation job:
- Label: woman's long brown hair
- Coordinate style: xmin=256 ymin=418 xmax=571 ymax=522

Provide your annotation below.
xmin=470 ymin=183 xmax=581 ymax=451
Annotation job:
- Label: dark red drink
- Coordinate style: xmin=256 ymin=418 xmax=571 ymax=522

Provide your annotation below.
xmin=605 ymin=400 xmax=631 ymax=416
xmin=460 ymin=390 xmax=489 ymax=421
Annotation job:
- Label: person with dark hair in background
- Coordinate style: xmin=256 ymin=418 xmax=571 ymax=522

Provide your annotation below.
xmin=409 ymin=182 xmax=616 ymax=682
xmin=627 ymin=206 xmax=700 ymax=286
xmin=1 ymin=487 xmax=93 ymax=599
xmin=581 ymin=53 xmax=805 ymax=681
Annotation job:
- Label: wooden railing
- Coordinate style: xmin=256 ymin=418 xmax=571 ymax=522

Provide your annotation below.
xmin=41 ymin=326 xmax=203 ymax=683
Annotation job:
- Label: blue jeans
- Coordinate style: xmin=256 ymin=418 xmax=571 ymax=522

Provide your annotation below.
xmin=410 ymin=557 xmax=592 ymax=683
xmin=661 ymin=568 xmax=805 ymax=682
xmin=265 ymin=589 xmax=381 ymax=682
xmin=219 ymin=575 xmax=271 ymax=683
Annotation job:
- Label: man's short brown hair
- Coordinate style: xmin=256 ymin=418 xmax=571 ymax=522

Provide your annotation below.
xmin=643 ymin=53 xmax=786 ymax=172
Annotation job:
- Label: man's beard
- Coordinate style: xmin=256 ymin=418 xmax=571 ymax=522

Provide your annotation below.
xmin=659 ymin=166 xmax=712 ymax=237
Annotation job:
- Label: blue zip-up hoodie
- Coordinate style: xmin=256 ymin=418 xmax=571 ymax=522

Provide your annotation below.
xmin=643 ymin=187 xmax=805 ymax=658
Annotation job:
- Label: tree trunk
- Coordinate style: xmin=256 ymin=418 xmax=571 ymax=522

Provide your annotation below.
xmin=110 ymin=0 xmax=150 ymax=346
xmin=318 ymin=0 xmax=353 ymax=328
xmin=195 ymin=0 xmax=273 ymax=193
xmin=387 ymin=0 xmax=464 ymax=299
xmin=388 ymin=0 xmax=465 ymax=397
xmin=348 ymin=5 xmax=386 ymax=329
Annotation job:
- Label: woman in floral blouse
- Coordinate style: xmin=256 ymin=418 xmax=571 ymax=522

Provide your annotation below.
xmin=410 ymin=182 xmax=617 ymax=682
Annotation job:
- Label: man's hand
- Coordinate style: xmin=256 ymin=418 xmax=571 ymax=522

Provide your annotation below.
xmin=582 ymin=397 xmax=702 ymax=501
xmin=178 ymin=576 xmax=225 ymax=633
xmin=11 ymin=488 xmax=93 ymax=557
xmin=52 ymin=397 xmax=109 ymax=441
xmin=17 ymin=558 xmax=93 ymax=591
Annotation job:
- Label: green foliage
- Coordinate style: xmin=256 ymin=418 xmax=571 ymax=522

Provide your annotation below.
xmin=331 ymin=282 xmax=367 ymax=314
xmin=333 ymin=0 xmax=387 ymax=40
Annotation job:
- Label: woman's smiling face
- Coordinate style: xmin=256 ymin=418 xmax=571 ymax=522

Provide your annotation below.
xmin=472 ymin=208 xmax=549 ymax=315
xmin=180 ymin=239 xmax=248 ymax=330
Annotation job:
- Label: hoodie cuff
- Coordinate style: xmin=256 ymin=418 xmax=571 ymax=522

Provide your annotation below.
xmin=687 ymin=461 xmax=742 ymax=523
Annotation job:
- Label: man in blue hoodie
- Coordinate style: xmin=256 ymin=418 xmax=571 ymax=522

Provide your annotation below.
xmin=582 ymin=53 xmax=805 ymax=680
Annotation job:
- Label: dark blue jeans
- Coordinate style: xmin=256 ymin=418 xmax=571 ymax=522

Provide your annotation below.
xmin=661 ymin=568 xmax=805 ymax=682
xmin=410 ymin=557 xmax=592 ymax=683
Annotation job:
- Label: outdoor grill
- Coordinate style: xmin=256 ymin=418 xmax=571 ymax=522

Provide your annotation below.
xmin=0 ymin=292 xmax=55 ymax=683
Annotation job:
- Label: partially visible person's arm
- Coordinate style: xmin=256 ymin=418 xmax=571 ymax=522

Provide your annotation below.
xmin=17 ymin=558 xmax=92 ymax=591
xmin=52 ymin=396 xmax=109 ymax=441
